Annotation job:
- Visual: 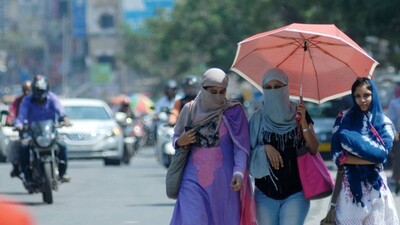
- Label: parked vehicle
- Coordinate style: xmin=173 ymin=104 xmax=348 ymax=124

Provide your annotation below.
xmin=58 ymin=98 xmax=124 ymax=166
xmin=19 ymin=119 xmax=63 ymax=204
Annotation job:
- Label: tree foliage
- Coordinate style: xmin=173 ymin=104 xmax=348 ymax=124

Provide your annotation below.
xmin=120 ymin=0 xmax=400 ymax=80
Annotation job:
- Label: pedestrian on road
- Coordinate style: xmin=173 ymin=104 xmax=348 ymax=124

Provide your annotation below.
xmin=248 ymin=68 xmax=320 ymax=225
xmin=331 ymin=77 xmax=399 ymax=224
xmin=169 ymin=68 xmax=256 ymax=225
xmin=386 ymin=84 xmax=400 ymax=194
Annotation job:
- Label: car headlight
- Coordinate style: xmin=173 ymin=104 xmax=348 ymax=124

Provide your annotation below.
xmin=106 ymin=127 xmax=121 ymax=137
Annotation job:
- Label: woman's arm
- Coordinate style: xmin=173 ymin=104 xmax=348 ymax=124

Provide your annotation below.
xmin=301 ymin=123 xmax=319 ymax=155
xmin=297 ymin=101 xmax=319 ymax=154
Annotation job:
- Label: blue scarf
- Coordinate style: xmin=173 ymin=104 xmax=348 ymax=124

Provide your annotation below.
xmin=331 ymin=79 xmax=394 ymax=206
xmin=261 ymin=68 xmax=297 ymax=135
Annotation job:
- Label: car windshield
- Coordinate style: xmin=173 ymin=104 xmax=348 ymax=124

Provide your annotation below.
xmin=65 ymin=106 xmax=111 ymax=120
xmin=305 ymin=95 xmax=353 ymax=118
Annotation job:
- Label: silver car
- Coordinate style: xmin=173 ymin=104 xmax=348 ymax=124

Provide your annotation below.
xmin=58 ymin=98 xmax=124 ymax=166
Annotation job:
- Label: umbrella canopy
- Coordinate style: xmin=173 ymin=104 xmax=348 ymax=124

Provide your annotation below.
xmin=109 ymin=94 xmax=130 ymax=105
xmin=130 ymin=93 xmax=154 ymax=115
xmin=231 ymin=23 xmax=379 ymax=104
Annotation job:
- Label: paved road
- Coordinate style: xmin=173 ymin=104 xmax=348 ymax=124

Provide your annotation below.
xmin=0 ymin=146 xmax=398 ymax=225
xmin=0 ymin=146 xmax=175 ymax=225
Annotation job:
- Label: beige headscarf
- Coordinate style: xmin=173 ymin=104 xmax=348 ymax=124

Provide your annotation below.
xmin=174 ymin=68 xmax=238 ymax=136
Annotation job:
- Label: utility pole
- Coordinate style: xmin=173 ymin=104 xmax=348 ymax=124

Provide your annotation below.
xmin=62 ymin=15 xmax=70 ymax=97
xmin=61 ymin=0 xmax=71 ymax=97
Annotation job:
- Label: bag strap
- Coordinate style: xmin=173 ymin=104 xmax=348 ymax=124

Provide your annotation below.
xmin=330 ymin=166 xmax=344 ymax=207
xmin=185 ymin=101 xmax=193 ymax=128
xmin=178 ymin=101 xmax=194 ymax=152
xmin=370 ymin=124 xmax=385 ymax=146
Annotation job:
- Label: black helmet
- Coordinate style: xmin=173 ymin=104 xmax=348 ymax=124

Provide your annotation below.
xmin=181 ymin=75 xmax=199 ymax=98
xmin=164 ymin=79 xmax=178 ymax=94
xmin=182 ymin=75 xmax=199 ymax=88
xmin=32 ymin=75 xmax=49 ymax=101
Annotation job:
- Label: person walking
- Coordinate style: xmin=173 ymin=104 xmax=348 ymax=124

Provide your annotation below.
xmin=169 ymin=68 xmax=256 ymax=225
xmin=249 ymin=68 xmax=319 ymax=225
xmin=331 ymin=77 xmax=399 ymax=224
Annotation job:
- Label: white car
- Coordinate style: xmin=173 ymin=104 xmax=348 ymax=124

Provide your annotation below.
xmin=0 ymin=126 xmax=19 ymax=162
xmin=58 ymin=98 xmax=124 ymax=166
xmin=0 ymin=105 xmax=19 ymax=163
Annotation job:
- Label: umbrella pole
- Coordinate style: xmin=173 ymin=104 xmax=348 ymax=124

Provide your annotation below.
xmin=295 ymin=40 xmax=307 ymax=124
xmin=299 ymin=39 xmax=308 ymax=101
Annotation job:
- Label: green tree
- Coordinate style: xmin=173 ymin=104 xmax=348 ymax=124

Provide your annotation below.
xmin=120 ymin=0 xmax=400 ymax=80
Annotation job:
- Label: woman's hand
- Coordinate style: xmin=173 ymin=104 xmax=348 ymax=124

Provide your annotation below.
xmin=296 ymin=101 xmax=307 ymax=116
xmin=176 ymin=129 xmax=196 ymax=147
xmin=264 ymin=144 xmax=284 ymax=170
xmin=230 ymin=175 xmax=243 ymax=191
xmin=296 ymin=100 xmax=307 ymax=122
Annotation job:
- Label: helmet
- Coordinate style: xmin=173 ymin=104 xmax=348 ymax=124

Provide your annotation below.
xmin=182 ymin=75 xmax=199 ymax=98
xmin=182 ymin=75 xmax=199 ymax=88
xmin=164 ymin=79 xmax=178 ymax=95
xmin=32 ymin=75 xmax=49 ymax=101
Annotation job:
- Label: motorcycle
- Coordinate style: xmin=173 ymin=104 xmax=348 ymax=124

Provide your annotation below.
xmin=115 ymin=112 xmax=138 ymax=164
xmin=18 ymin=119 xmax=63 ymax=204
xmin=154 ymin=108 xmax=175 ymax=168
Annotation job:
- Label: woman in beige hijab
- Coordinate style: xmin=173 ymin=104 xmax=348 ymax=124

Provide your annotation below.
xmin=169 ymin=68 xmax=256 ymax=225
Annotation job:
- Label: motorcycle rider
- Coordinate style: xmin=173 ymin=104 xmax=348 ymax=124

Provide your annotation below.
xmin=168 ymin=75 xmax=199 ymax=126
xmin=14 ymin=75 xmax=72 ymax=184
xmin=154 ymin=79 xmax=178 ymax=114
xmin=152 ymin=79 xmax=178 ymax=141
xmin=6 ymin=81 xmax=32 ymax=126
xmin=118 ymin=97 xmax=136 ymax=119
xmin=8 ymin=81 xmax=32 ymax=177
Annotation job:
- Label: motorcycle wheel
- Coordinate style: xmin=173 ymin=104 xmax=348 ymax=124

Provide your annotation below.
xmin=122 ymin=147 xmax=131 ymax=165
xmin=42 ymin=162 xmax=53 ymax=204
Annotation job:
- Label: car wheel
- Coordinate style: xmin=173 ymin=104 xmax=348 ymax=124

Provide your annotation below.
xmin=104 ymin=158 xmax=121 ymax=166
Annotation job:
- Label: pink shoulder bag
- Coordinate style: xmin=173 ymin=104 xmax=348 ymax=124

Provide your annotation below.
xmin=297 ymin=145 xmax=335 ymax=200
